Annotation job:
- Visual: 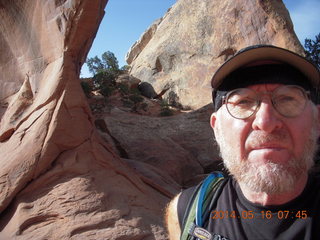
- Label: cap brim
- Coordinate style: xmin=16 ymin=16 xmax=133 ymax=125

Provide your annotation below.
xmin=211 ymin=45 xmax=320 ymax=89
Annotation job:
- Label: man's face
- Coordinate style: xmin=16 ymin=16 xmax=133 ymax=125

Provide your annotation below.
xmin=211 ymin=83 xmax=320 ymax=194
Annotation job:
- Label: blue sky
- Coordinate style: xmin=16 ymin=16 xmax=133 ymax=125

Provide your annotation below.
xmin=80 ymin=0 xmax=320 ymax=77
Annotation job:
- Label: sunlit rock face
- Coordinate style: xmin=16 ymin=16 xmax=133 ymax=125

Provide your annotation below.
xmin=128 ymin=0 xmax=304 ymax=110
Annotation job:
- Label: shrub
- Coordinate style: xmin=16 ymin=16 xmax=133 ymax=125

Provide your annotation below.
xmin=129 ymin=94 xmax=144 ymax=104
xmin=100 ymin=85 xmax=115 ymax=97
xmin=118 ymin=83 xmax=130 ymax=95
xmin=122 ymin=98 xmax=134 ymax=108
xmin=160 ymin=107 xmax=174 ymax=116
xmin=92 ymin=71 xmax=116 ymax=90
xmin=80 ymin=81 xmax=92 ymax=98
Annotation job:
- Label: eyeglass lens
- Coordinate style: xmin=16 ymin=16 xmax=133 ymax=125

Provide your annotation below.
xmin=225 ymin=85 xmax=308 ymax=119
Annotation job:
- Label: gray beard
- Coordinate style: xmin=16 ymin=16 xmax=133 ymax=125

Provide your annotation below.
xmin=215 ymin=115 xmax=318 ymax=194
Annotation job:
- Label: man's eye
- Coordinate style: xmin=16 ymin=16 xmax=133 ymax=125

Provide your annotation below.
xmin=236 ymin=98 xmax=255 ymax=105
xmin=275 ymin=95 xmax=296 ymax=103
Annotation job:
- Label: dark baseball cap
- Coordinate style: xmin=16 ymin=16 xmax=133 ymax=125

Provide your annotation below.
xmin=211 ymin=45 xmax=320 ymax=90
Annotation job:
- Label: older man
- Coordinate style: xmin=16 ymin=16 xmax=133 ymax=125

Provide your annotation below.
xmin=166 ymin=45 xmax=320 ymax=240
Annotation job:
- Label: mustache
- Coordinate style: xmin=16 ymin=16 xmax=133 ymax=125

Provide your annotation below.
xmin=246 ymin=129 xmax=290 ymax=148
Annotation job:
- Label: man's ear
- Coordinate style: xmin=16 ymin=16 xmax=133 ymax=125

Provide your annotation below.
xmin=210 ymin=113 xmax=217 ymax=129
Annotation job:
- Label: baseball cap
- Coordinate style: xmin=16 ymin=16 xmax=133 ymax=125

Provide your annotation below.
xmin=211 ymin=45 xmax=320 ymax=110
xmin=211 ymin=45 xmax=319 ymax=90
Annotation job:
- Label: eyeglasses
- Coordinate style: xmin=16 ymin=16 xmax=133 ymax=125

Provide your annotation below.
xmin=222 ymin=85 xmax=310 ymax=119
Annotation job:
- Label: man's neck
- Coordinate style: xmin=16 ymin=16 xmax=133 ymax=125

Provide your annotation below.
xmin=238 ymin=174 xmax=308 ymax=206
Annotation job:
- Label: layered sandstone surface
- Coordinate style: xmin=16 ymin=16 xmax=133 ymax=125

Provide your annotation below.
xmin=0 ymin=1 xmax=169 ymax=239
xmin=127 ymin=0 xmax=304 ymax=109
xmin=0 ymin=0 xmax=305 ymax=239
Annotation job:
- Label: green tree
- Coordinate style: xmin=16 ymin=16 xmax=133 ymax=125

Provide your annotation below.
xmin=86 ymin=51 xmax=121 ymax=75
xmin=86 ymin=51 xmax=124 ymax=97
xmin=304 ymin=33 xmax=320 ymax=68
xmin=86 ymin=56 xmax=104 ymax=75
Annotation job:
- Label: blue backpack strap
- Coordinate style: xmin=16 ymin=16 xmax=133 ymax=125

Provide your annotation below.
xmin=196 ymin=172 xmax=224 ymax=226
xmin=180 ymin=172 xmax=227 ymax=240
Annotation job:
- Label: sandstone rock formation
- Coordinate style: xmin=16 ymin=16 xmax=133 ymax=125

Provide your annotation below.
xmin=0 ymin=0 xmax=306 ymax=239
xmin=101 ymin=104 xmax=221 ymax=187
xmin=0 ymin=1 xmax=171 ymax=239
xmin=128 ymin=0 xmax=305 ymax=109
xmin=126 ymin=18 xmax=163 ymax=65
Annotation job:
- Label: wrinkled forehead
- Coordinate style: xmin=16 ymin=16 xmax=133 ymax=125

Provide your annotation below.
xmin=246 ymin=83 xmax=284 ymax=92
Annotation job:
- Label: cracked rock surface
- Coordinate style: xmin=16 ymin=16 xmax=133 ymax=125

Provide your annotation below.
xmin=128 ymin=0 xmax=304 ymax=109
xmin=0 ymin=1 xmax=169 ymax=239
xmin=0 ymin=0 xmax=305 ymax=239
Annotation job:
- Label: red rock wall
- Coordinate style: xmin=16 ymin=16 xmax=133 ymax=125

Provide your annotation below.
xmin=0 ymin=1 xmax=170 ymax=239
xmin=128 ymin=0 xmax=304 ymax=109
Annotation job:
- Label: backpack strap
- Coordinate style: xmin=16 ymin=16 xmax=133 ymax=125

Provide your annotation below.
xmin=178 ymin=185 xmax=201 ymax=229
xmin=180 ymin=172 xmax=228 ymax=240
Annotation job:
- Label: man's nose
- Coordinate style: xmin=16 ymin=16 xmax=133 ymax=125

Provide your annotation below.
xmin=251 ymin=100 xmax=283 ymax=132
